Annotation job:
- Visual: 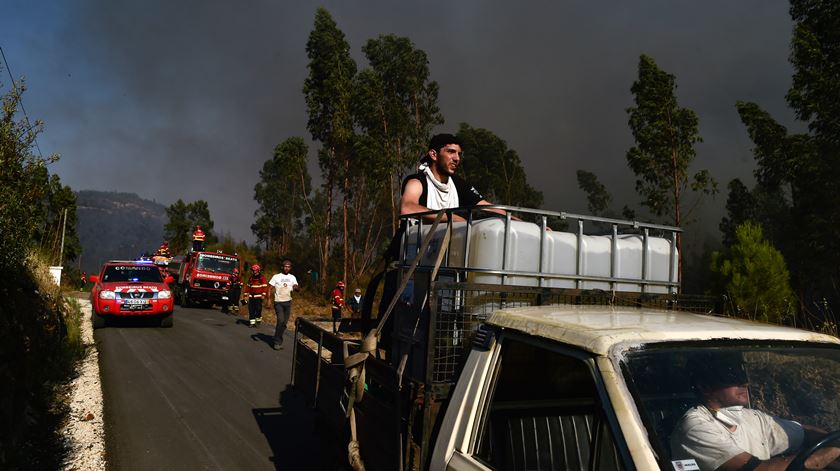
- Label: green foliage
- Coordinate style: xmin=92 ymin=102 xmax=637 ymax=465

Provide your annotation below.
xmin=719 ymin=179 xmax=757 ymax=247
xmin=710 ymin=222 xmax=795 ymax=324
xmin=304 ymin=7 xmax=358 ymax=286
xmin=787 ymin=0 xmax=840 ymax=146
xmin=729 ymin=2 xmax=840 ymax=307
xmin=40 ymin=174 xmax=81 ymax=266
xmin=0 ymin=256 xmax=84 ymax=468
xmin=576 ymin=170 xmax=612 ymax=215
xmin=456 ymin=123 xmax=543 ymax=208
xmin=304 ymin=7 xmax=357 ymax=147
xmin=0 ymin=78 xmax=59 ymax=271
xmin=353 ymin=34 xmax=444 ymax=226
xmin=626 ymin=54 xmax=717 ymax=225
xmin=163 ymin=199 xmax=215 ymax=255
xmin=252 ymin=137 xmax=311 ymax=256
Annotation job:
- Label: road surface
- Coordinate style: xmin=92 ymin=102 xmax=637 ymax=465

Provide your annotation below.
xmin=95 ymin=306 xmax=323 ymax=470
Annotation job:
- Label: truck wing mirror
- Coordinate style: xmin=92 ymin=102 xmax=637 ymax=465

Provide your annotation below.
xmin=164 ymin=276 xmax=174 ymax=284
xmin=89 ymin=275 xmax=99 ymax=283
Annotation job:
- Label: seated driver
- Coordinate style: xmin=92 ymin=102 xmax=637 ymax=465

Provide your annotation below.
xmin=671 ymin=352 xmax=840 ymax=471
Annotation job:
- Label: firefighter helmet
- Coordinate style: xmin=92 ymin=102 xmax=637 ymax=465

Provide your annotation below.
xmin=336 ymin=281 xmax=345 ymax=289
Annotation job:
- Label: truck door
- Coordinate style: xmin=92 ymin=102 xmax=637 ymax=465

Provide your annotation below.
xmin=448 ymin=334 xmax=632 ymax=471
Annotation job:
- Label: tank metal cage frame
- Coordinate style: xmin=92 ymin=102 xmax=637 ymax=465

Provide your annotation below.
xmin=399 ymin=205 xmax=682 ymax=295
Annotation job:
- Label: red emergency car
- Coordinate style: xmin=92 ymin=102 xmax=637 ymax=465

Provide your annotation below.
xmin=90 ymin=260 xmax=175 ymax=328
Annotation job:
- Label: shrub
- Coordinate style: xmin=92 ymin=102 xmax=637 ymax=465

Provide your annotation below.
xmin=710 ymin=222 xmax=795 ymax=324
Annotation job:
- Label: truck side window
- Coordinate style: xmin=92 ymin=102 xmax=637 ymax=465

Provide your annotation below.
xmin=474 ymin=339 xmax=623 ymax=470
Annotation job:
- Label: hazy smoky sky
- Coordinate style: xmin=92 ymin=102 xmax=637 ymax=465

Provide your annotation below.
xmin=1 ymin=0 xmax=798 ymax=244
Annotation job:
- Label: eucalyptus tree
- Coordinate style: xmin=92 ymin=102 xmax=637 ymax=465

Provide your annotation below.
xmin=576 ymin=170 xmax=611 ymax=216
xmin=456 ymin=123 xmax=542 ymax=209
xmin=164 ymin=200 xmax=214 ymax=255
xmin=304 ymin=7 xmax=357 ymax=287
xmin=353 ymin=34 xmax=443 ymax=232
xmin=252 ymin=137 xmax=311 ymax=258
xmin=729 ymin=0 xmax=840 ymax=306
xmin=626 ymin=54 xmax=717 ymax=280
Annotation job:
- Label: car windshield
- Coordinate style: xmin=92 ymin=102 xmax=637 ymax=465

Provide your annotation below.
xmin=620 ymin=342 xmax=840 ymax=469
xmin=196 ymin=254 xmax=237 ymax=274
xmin=102 ymin=265 xmax=163 ymax=283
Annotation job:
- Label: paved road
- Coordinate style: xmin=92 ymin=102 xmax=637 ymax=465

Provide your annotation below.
xmin=95 ymin=306 xmax=322 ymax=470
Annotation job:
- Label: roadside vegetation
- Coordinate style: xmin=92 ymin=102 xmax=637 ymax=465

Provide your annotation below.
xmin=1 ymin=72 xmax=84 ymax=468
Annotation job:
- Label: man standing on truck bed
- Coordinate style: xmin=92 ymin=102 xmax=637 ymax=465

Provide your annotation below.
xmin=400 ymin=133 xmax=490 ymax=221
xmin=244 ymin=264 xmax=268 ymax=328
xmin=268 ymin=260 xmax=298 ymax=350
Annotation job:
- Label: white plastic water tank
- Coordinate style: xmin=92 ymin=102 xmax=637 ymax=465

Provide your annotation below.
xmin=403 ymin=221 xmax=468 ymax=266
xmin=465 ymin=219 xmax=541 ymax=286
xmin=614 ymin=235 xmax=642 ymax=292
xmin=543 ymin=231 xmax=577 ymax=289
xmin=580 ymin=235 xmax=612 ymax=290
xmin=402 ymin=218 xmax=677 ymax=292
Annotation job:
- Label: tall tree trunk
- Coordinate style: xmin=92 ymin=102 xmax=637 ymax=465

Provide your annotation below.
xmin=351 ymin=177 xmax=365 ymax=277
xmin=322 ymin=168 xmax=333 ymax=294
xmin=343 ymin=156 xmax=349 ymax=287
xmin=390 ymin=176 xmax=398 ymax=233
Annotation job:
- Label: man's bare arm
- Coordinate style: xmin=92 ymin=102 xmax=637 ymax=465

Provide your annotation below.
xmin=399 ymin=179 xmax=465 ymax=222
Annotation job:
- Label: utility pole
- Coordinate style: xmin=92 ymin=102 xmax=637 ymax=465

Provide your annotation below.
xmin=58 ymin=208 xmax=67 ymax=266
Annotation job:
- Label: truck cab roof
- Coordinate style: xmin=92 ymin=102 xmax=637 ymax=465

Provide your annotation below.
xmin=487 ymin=305 xmax=840 ymax=356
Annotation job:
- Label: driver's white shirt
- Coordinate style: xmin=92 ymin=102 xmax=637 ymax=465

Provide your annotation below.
xmin=670 ymin=405 xmax=804 ymax=471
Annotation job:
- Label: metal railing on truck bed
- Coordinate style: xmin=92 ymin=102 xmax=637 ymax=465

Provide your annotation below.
xmin=399 ymin=205 xmax=682 ymax=294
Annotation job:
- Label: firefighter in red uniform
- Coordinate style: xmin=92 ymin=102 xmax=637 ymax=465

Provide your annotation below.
xmin=79 ymin=271 xmax=87 ymax=291
xmin=192 ymin=225 xmax=206 ymax=252
xmin=244 ymin=264 xmax=268 ymax=327
xmin=331 ymin=281 xmax=345 ymax=334
xmin=155 ymin=241 xmax=171 ymax=258
xmin=222 ymin=267 xmax=242 ymax=314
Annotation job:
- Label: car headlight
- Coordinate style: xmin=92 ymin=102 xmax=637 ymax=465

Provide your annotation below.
xmin=99 ymin=290 xmax=115 ymax=300
xmin=158 ymin=290 xmax=172 ymax=299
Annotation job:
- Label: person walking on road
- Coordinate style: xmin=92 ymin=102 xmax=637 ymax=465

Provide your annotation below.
xmin=244 ymin=264 xmax=268 ymax=328
xmin=331 ymin=281 xmax=345 ymax=334
xmin=346 ymin=288 xmax=363 ymax=318
xmin=268 ymin=260 xmax=299 ymax=350
xmin=229 ymin=267 xmax=242 ymax=313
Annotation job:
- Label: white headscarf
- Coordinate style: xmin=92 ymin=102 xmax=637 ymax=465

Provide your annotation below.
xmin=423 ymin=166 xmax=458 ymax=210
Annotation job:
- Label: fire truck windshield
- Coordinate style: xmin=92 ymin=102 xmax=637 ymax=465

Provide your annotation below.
xmin=102 ymin=265 xmax=163 ymax=282
xmin=196 ymin=254 xmax=238 ymax=274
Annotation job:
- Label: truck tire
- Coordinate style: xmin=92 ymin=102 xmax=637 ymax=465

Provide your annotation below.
xmin=92 ymin=312 xmax=106 ymax=329
xmin=159 ymin=313 xmax=174 ymax=328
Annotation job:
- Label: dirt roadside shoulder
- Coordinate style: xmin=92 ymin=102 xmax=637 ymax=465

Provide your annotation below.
xmin=60 ymin=298 xmax=106 ymax=470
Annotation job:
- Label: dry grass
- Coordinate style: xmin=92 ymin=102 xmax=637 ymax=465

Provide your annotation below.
xmin=238 ymin=289 xmax=333 ymax=330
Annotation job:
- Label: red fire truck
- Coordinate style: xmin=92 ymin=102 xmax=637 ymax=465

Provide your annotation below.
xmin=166 ymin=250 xmax=241 ymax=309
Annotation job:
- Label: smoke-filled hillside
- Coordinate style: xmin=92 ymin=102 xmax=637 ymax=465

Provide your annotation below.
xmin=75 ymin=191 xmax=167 ymax=273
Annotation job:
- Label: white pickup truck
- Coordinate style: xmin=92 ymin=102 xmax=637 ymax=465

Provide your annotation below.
xmin=429 ymin=304 xmax=840 ymax=471
xmin=292 ymin=207 xmax=840 ymax=471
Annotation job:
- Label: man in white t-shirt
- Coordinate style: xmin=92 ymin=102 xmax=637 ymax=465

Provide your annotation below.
xmin=671 ymin=352 xmax=840 ymax=471
xmin=268 ymin=259 xmax=299 ymax=350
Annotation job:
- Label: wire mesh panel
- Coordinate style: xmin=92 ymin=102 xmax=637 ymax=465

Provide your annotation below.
xmin=428 ymin=283 xmax=721 ymax=384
